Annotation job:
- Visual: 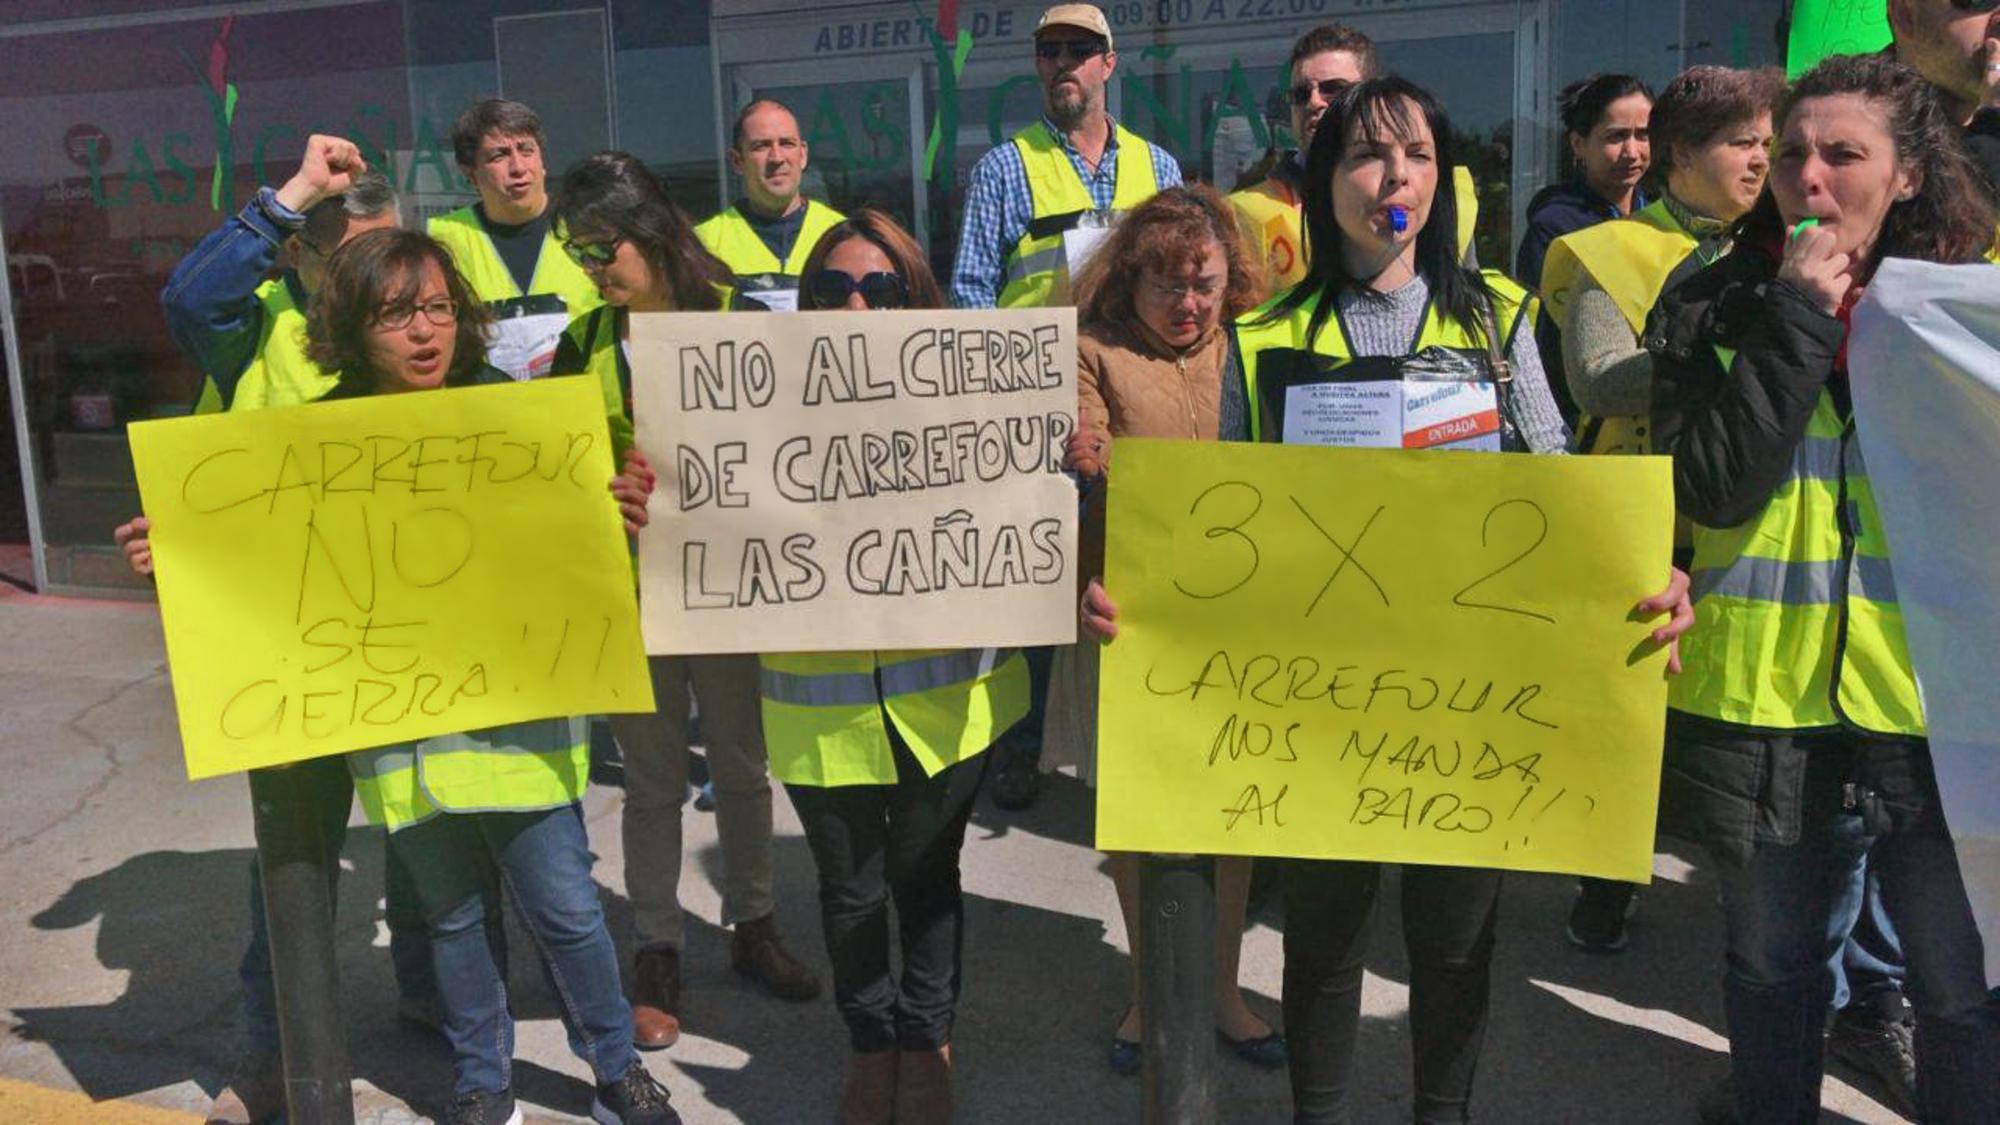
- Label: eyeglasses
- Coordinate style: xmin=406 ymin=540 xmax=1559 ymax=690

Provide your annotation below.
xmin=561 ymin=235 xmax=623 ymax=268
xmin=1142 ymin=276 xmax=1225 ymax=303
xmin=807 ymin=269 xmax=909 ymax=310
xmin=374 ymin=298 xmax=458 ymax=331
xmin=1290 ymin=77 xmax=1353 ymax=106
xmin=1948 ymin=0 xmax=1998 ymax=13
xmin=1035 ymin=39 xmax=1107 ymax=63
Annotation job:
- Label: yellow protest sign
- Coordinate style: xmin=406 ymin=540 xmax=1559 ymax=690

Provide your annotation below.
xmin=1095 ymin=439 xmax=1674 ymax=882
xmin=130 ymin=375 xmax=655 ymax=779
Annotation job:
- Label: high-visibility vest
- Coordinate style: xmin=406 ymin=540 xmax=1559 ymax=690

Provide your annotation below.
xmin=1230 ymin=269 xmax=1533 ymax=445
xmin=1539 ymin=199 xmax=1697 ymax=457
xmin=694 ymin=200 xmax=846 ymax=310
xmin=1227 ymin=166 xmax=1483 ymax=293
xmin=427 ymin=206 xmax=602 ymax=310
xmin=348 ymin=718 xmax=592 ymax=832
xmin=193 ymin=276 xmax=338 ymax=414
xmin=998 ymin=122 xmax=1161 ymax=308
xmin=557 ymin=283 xmax=744 ymax=463
xmin=1672 ymin=382 xmax=1923 ymax=737
xmin=759 ymin=648 xmax=1029 ymax=786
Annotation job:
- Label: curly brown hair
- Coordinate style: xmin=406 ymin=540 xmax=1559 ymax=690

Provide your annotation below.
xmin=1650 ymin=65 xmax=1785 ymax=175
xmin=1071 ymin=184 xmax=1267 ymax=329
xmin=1736 ymin=54 xmax=1998 ymax=269
xmin=306 ymin=228 xmax=494 ymax=393
xmin=796 ymin=208 xmax=945 ymax=311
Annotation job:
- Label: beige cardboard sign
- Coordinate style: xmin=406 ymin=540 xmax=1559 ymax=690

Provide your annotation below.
xmin=629 ymin=308 xmax=1080 ymax=654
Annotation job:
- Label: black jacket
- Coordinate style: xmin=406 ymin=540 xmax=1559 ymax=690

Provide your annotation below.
xmin=1968 ymin=108 xmax=2000 ymax=202
xmin=1645 ymin=245 xmax=1847 ymax=528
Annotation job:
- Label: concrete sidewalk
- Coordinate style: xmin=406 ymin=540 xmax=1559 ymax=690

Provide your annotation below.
xmin=0 ymin=584 xmax=1907 ymax=1123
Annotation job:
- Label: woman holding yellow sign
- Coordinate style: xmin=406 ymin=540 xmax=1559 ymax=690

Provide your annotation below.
xmin=118 ymin=228 xmax=681 ymax=1125
xmin=1649 ymin=54 xmax=2000 ymax=1125
xmin=1080 ymin=76 xmax=1693 ymax=1124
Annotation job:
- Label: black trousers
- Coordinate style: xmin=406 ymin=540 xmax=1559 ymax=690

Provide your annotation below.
xmin=785 ymin=721 xmax=989 ymax=1052
xmin=1283 ymin=860 xmax=1504 ymax=1124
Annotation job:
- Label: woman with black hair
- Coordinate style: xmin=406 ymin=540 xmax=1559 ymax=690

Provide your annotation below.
xmin=1082 ymin=76 xmax=1693 ymax=1123
xmin=549 ymin=152 xmax=824 ymax=1054
xmin=1650 ymin=53 xmax=2000 ymax=1124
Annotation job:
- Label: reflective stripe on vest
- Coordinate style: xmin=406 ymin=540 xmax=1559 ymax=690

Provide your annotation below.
xmin=694 ymin=200 xmax=847 ymax=306
xmin=427 ymin=207 xmax=603 ymax=311
xmin=758 ymin=648 xmax=1030 ymax=786
xmin=997 ymin=122 xmax=1161 ymax=308
xmin=348 ymin=716 xmax=590 ymax=832
xmin=1671 ymin=385 xmax=1924 ymax=736
xmin=1231 ymin=269 xmax=1534 ymax=446
xmin=194 ymin=277 xmax=338 ymax=414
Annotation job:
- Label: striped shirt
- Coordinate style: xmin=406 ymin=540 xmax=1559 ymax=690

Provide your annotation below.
xmin=949 ymin=115 xmax=1184 ymax=308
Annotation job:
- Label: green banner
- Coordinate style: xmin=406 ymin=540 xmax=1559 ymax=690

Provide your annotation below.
xmin=1787 ymin=0 xmax=1891 ymax=80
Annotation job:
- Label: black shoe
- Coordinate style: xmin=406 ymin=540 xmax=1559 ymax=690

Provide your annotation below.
xmin=1695 ymin=1074 xmax=1736 ymax=1125
xmin=990 ymin=744 xmax=1041 ymax=811
xmin=445 ymin=1089 xmax=522 ymax=1125
xmin=1217 ymin=1026 xmax=1288 ymax=1069
xmin=1566 ymin=879 xmax=1637 ymax=953
xmin=1827 ymin=1005 xmax=1917 ymax=1119
xmin=593 ymin=1062 xmax=682 ymax=1125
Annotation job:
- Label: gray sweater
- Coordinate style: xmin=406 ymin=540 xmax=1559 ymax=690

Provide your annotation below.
xmin=1221 ymin=274 xmax=1570 ymax=453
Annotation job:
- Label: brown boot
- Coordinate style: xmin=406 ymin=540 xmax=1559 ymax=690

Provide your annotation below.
xmin=836 ymin=1048 xmax=897 ymax=1125
xmin=730 ymin=914 xmax=822 ymax=1002
xmin=631 ymin=944 xmax=682 ymax=1050
xmin=894 ymin=1044 xmax=953 ymax=1125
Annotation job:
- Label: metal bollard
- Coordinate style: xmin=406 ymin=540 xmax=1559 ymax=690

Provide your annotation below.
xmin=248 ymin=767 xmax=356 ymax=1125
xmin=1139 ymin=855 xmax=1218 ymax=1125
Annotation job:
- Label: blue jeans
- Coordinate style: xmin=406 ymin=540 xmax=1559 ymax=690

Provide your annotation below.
xmin=239 ymin=756 xmax=435 ymax=1051
xmin=390 ymin=805 xmax=635 ymax=1097
xmin=1829 ymin=844 xmax=1907 ymax=1016
xmin=1709 ymin=734 xmax=2000 ymax=1124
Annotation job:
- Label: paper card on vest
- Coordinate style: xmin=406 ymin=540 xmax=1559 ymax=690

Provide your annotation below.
xmin=127 ymin=375 xmax=656 ymax=779
xmin=486 ymin=300 xmax=572 ymax=380
xmin=1403 ymin=381 xmax=1500 ymax=451
xmin=627 ymin=308 xmax=1081 ymax=653
xmin=1095 ymin=439 xmax=1675 ymax=881
xmin=1282 ymin=382 xmax=1402 ymax=447
xmin=749 ymin=287 xmax=799 ymax=313
xmin=1062 ymin=213 xmax=1118 ymax=283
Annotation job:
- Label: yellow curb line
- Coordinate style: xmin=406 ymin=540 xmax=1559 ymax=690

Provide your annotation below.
xmin=0 ymin=1076 xmax=201 ymax=1123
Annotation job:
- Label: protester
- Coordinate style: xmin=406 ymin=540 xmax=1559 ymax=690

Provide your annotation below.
xmin=1080 ymin=76 xmax=1693 ymax=1124
xmin=429 ymin=98 xmax=602 ymax=380
xmin=124 ymin=227 xmax=679 ymax=1125
xmin=768 ymin=208 xmax=1029 ymax=1125
xmin=551 ymin=151 xmax=821 ymax=1052
xmin=147 ymin=136 xmax=443 ymax=1125
xmin=1537 ymin=65 xmax=1782 ymax=957
xmin=950 ymin=3 xmax=1184 ymax=808
xmin=1649 ymin=53 xmax=2000 ymax=1125
xmin=1517 ymin=73 xmax=1654 ymax=423
xmin=694 ymin=99 xmax=848 ymax=311
xmin=1052 ymin=184 xmax=1282 ymax=1077
xmin=1887 ymin=0 xmax=2000 ymax=188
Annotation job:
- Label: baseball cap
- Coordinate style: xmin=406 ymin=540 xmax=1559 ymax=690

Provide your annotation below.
xmin=1035 ymin=4 xmax=1113 ymax=51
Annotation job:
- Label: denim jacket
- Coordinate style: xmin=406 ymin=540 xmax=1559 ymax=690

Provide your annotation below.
xmin=159 ymin=186 xmax=310 ymax=406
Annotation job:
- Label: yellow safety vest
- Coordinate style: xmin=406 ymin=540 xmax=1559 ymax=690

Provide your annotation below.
xmin=193 ymin=276 xmax=338 ymax=414
xmin=1540 ymin=199 xmax=1696 ymax=457
xmin=348 ymin=718 xmax=592 ymax=832
xmin=760 ymin=648 xmax=1029 ymax=786
xmin=1672 ymin=380 xmax=1923 ymax=737
xmin=694 ymin=200 xmax=847 ymax=310
xmin=998 ymin=122 xmax=1161 ymax=308
xmin=427 ymin=206 xmax=602 ymax=310
xmin=556 ymin=282 xmax=745 ymax=463
xmin=1231 ymin=270 xmax=1533 ymax=445
xmin=1227 ymin=166 xmax=1482 ymax=293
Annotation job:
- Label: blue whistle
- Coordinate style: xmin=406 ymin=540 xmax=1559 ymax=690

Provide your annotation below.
xmin=1387 ymin=206 xmax=1409 ymax=234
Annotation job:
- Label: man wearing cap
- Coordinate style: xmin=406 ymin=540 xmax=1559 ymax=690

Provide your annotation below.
xmin=950 ymin=3 xmax=1183 ymax=311
xmin=696 ymin=99 xmax=847 ymax=312
xmin=1887 ymin=0 xmax=2000 ymax=194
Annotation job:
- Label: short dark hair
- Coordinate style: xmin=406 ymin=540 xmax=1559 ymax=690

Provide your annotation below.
xmin=797 ymin=209 xmax=944 ymax=311
xmin=1651 ymin=66 xmax=1785 ymax=174
xmin=731 ymin=99 xmax=800 ymax=150
xmin=1287 ymin=23 xmax=1380 ymax=80
xmin=307 ymin=228 xmax=493 ymax=392
xmin=1558 ymin=73 xmax=1654 ymax=137
xmin=551 ymin=151 xmax=730 ymax=312
xmin=451 ymin=98 xmax=546 ymax=169
xmin=1737 ymin=53 xmax=1998 ymax=270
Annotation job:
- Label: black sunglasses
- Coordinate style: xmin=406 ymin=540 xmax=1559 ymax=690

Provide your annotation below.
xmin=807 ymin=269 xmax=908 ymax=310
xmin=1290 ymin=77 xmax=1354 ymax=106
xmin=1035 ymin=39 xmax=1107 ymax=63
xmin=1949 ymin=0 xmax=1998 ymax=11
xmin=560 ymin=235 xmax=624 ymax=268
